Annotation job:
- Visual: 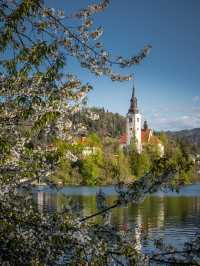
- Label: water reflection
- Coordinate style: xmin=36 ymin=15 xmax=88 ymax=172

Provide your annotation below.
xmin=33 ymin=183 xmax=200 ymax=251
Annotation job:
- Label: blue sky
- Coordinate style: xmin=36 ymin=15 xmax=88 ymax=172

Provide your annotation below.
xmin=46 ymin=0 xmax=200 ymax=131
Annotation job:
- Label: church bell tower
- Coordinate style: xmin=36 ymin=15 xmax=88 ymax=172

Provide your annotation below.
xmin=126 ymin=82 xmax=142 ymax=153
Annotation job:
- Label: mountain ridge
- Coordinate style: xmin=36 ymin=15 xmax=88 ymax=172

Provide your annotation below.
xmin=166 ymin=128 xmax=200 ymax=148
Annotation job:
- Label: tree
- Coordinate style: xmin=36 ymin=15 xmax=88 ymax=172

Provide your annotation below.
xmin=128 ymin=139 xmax=140 ymax=177
xmin=0 ymin=1 xmax=198 ymax=265
xmin=143 ymin=120 xmax=148 ymax=131
xmin=79 ymin=149 xmax=103 ymax=185
xmin=136 ymin=150 xmax=151 ymax=177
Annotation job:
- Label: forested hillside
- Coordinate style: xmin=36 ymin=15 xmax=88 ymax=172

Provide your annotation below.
xmin=167 ymin=128 xmax=200 ymax=153
xmin=80 ymin=107 xmax=126 ymax=138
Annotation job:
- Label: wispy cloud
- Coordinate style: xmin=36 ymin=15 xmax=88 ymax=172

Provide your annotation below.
xmin=192 ymin=95 xmax=200 ymax=102
xmin=141 ymin=99 xmax=200 ymax=131
xmin=151 ymin=108 xmax=200 ymax=131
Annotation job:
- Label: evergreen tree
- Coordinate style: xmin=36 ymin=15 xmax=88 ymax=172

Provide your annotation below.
xmin=143 ymin=120 xmax=148 ymax=130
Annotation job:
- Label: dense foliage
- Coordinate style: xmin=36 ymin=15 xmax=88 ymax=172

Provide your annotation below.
xmin=80 ymin=107 xmax=126 ymax=138
xmin=0 ymin=1 xmax=199 ymax=265
xmin=52 ymin=133 xmax=132 ymax=185
xmin=52 ymin=131 xmax=195 ymax=186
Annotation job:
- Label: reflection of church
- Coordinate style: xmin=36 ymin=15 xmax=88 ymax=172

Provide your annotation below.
xmin=119 ymin=82 xmax=164 ymax=156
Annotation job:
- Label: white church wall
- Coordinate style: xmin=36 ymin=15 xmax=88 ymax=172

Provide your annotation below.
xmin=126 ymin=113 xmax=142 ymax=153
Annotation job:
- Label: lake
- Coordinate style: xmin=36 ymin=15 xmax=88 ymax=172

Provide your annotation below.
xmin=32 ymin=183 xmax=200 ymax=256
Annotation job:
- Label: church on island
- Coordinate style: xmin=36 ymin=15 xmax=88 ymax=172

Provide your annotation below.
xmin=119 ymin=82 xmax=164 ymax=156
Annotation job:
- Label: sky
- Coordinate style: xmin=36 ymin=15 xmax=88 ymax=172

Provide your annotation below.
xmin=46 ymin=0 xmax=200 ymax=131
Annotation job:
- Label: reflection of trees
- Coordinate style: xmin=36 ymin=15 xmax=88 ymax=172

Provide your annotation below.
xmin=36 ymin=191 xmax=58 ymax=213
xmin=32 ymin=186 xmax=200 ymax=266
xmin=35 ymin=189 xmax=200 ymax=240
xmin=194 ymin=197 xmax=200 ymax=215
xmin=37 ymin=191 xmax=44 ymax=213
xmin=80 ymin=196 xmax=97 ymax=217
xmin=134 ymin=209 xmax=142 ymax=251
xmin=164 ymin=196 xmax=200 ymax=226
xmin=110 ymin=194 xmax=200 ymax=250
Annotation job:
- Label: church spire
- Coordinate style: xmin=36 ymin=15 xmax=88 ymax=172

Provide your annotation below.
xmin=129 ymin=81 xmax=139 ymax=114
xmin=132 ymin=82 xmax=135 ymax=98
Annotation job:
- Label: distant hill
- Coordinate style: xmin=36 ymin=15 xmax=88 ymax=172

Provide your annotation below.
xmin=167 ymin=128 xmax=200 ymax=145
xmin=166 ymin=128 xmax=200 ymax=153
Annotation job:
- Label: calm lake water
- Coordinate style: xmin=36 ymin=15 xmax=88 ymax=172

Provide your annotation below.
xmin=32 ymin=183 xmax=200 ymax=254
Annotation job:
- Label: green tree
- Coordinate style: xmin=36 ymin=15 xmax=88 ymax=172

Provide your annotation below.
xmin=157 ymin=131 xmax=168 ymax=146
xmin=144 ymin=143 xmax=161 ymax=162
xmin=117 ymin=149 xmax=133 ymax=181
xmin=101 ymin=148 xmax=132 ymax=184
xmin=87 ymin=132 xmax=102 ymax=147
xmin=143 ymin=120 xmax=148 ymax=131
xmin=136 ymin=150 xmax=151 ymax=177
xmin=80 ymin=150 xmax=103 ymax=185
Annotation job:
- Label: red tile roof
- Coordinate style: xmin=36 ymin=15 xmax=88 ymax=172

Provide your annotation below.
xmin=119 ymin=133 xmax=127 ymax=144
xmin=141 ymin=129 xmax=151 ymax=142
xmin=119 ymin=129 xmax=161 ymax=145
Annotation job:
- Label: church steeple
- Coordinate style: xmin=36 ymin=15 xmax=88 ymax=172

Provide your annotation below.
xmin=126 ymin=80 xmax=142 ymax=153
xmin=128 ymin=81 xmax=139 ymax=114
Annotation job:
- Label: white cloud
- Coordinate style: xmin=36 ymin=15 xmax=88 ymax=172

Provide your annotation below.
xmin=143 ymin=105 xmax=200 ymax=131
xmin=151 ymin=110 xmax=200 ymax=131
xmin=180 ymin=115 xmax=189 ymax=120
xmin=192 ymin=95 xmax=200 ymax=102
xmin=153 ymin=112 xmax=161 ymax=118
